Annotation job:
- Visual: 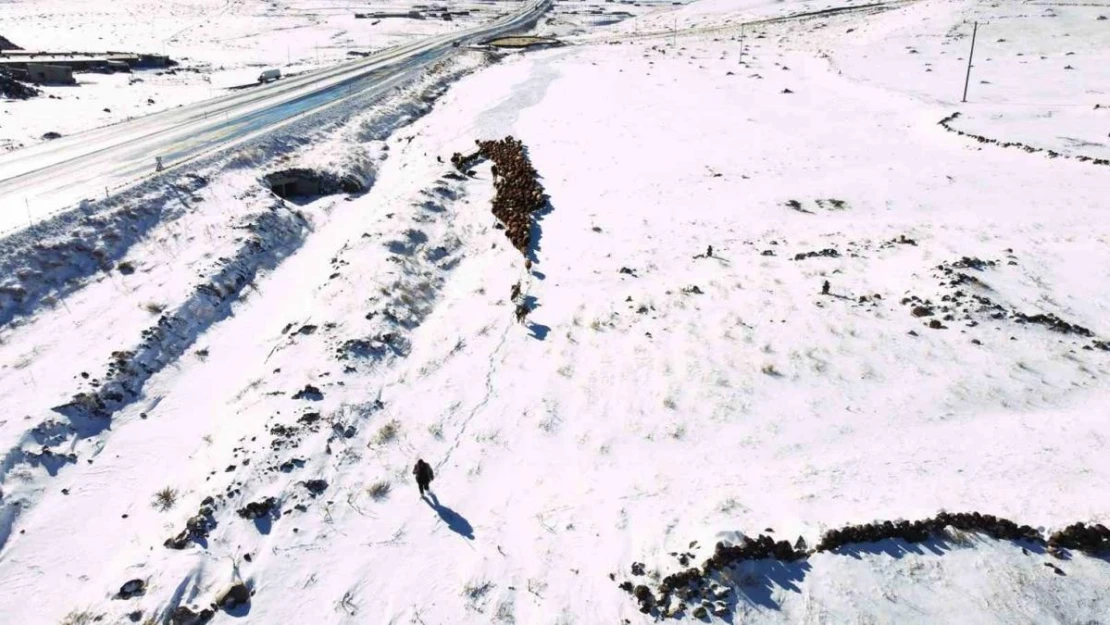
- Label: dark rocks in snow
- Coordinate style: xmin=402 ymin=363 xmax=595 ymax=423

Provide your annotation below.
xmin=950 ymin=256 xmax=995 ymax=271
xmin=631 ymin=562 xmax=646 ymax=576
xmin=0 ymin=70 xmax=39 ymax=99
xmin=911 ymin=305 xmax=934 ymax=317
xmin=619 ymin=511 xmax=1094 ymax=619
xmin=818 ymin=512 xmax=1044 ymax=553
xmin=215 ymin=582 xmax=251 ymax=611
xmin=1011 ymin=311 xmax=1092 ymax=337
xmin=632 ymin=584 xmax=654 ymax=613
xmin=116 ymin=578 xmax=146 ymax=599
xmin=237 ymin=497 xmax=278 ymax=520
xmin=292 ymin=384 xmax=323 ymax=400
xmin=164 ymin=499 xmax=218 ymax=549
xmin=279 ymin=458 xmax=306 ymax=472
xmin=938 ymin=111 xmax=1110 ymax=169
xmin=794 ymin=248 xmax=839 ymax=261
xmin=170 ymin=605 xmax=214 ymax=625
xmin=42 ymin=131 xmax=62 ymax=140
xmin=301 ymin=479 xmax=328 ymax=496
xmin=619 ymin=267 xmax=638 ymax=276
xmin=1048 ymin=523 xmax=1110 ymax=554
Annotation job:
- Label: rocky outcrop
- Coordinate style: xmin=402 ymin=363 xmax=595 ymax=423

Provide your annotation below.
xmin=939 ymin=112 xmax=1110 ymax=167
xmin=215 ymin=582 xmax=251 ymax=611
xmin=116 ymin=578 xmax=146 ymax=599
xmin=237 ymin=497 xmax=278 ymax=520
xmin=620 ymin=511 xmax=1107 ymax=619
xmin=164 ymin=497 xmax=218 ymax=549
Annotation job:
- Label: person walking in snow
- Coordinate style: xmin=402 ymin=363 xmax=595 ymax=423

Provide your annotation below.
xmin=413 ymin=459 xmax=434 ymax=498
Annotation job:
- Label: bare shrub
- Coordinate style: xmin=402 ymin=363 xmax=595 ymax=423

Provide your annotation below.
xmin=372 ymin=419 xmax=400 ymax=445
xmin=669 ymin=423 xmax=686 ymax=440
xmin=143 ymin=301 xmax=166 ymax=315
xmin=152 ymin=486 xmax=178 ymax=511
xmin=367 ymin=481 xmax=392 ymax=501
xmin=60 ymin=611 xmax=98 ymax=625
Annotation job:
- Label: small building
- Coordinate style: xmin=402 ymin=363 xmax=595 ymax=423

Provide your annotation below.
xmin=25 ymin=63 xmax=75 ymax=85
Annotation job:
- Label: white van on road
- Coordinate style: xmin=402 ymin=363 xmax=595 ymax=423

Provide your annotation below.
xmin=258 ymin=68 xmax=281 ymax=84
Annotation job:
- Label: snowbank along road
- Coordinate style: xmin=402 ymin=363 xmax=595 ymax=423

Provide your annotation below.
xmin=0 ymin=0 xmax=551 ymax=232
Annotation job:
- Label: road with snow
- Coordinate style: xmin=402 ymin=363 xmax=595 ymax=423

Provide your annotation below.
xmin=0 ymin=0 xmax=550 ymax=233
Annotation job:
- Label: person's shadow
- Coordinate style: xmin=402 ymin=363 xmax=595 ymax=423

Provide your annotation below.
xmin=425 ymin=492 xmax=475 ymax=540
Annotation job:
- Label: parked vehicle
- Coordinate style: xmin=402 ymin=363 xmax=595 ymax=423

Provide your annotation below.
xmin=258 ymin=68 xmax=281 ymax=84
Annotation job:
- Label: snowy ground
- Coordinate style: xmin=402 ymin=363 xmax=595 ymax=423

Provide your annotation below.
xmin=2 ymin=0 xmax=1110 ymax=624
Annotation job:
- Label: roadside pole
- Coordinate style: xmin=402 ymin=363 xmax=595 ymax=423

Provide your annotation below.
xmin=673 ymin=18 xmax=677 ymax=47
xmin=739 ymin=24 xmax=744 ymax=64
xmin=962 ymin=21 xmax=978 ymax=103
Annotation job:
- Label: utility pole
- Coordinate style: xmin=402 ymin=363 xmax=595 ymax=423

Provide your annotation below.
xmin=673 ymin=17 xmax=677 ymax=47
xmin=962 ymin=21 xmax=978 ymax=103
xmin=739 ymin=24 xmax=745 ymax=64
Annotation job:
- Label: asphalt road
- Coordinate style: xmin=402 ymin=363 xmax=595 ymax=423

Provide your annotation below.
xmin=0 ymin=0 xmax=550 ymax=234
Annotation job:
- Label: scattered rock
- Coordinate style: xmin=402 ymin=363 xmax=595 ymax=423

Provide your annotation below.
xmin=301 ymin=479 xmax=328 ymax=496
xmin=0 ymin=71 xmax=40 ymax=99
xmin=170 ymin=606 xmax=214 ymax=625
xmin=794 ymin=248 xmax=839 ymax=261
xmin=116 ymin=578 xmax=146 ymax=599
xmin=164 ymin=500 xmax=217 ymax=549
xmin=215 ymin=582 xmax=251 ymax=611
xmin=292 ymin=384 xmax=323 ymax=400
xmin=237 ymin=497 xmax=278 ymax=520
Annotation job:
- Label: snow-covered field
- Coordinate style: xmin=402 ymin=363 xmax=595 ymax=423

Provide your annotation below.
xmin=2 ymin=0 xmax=1110 ymax=623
